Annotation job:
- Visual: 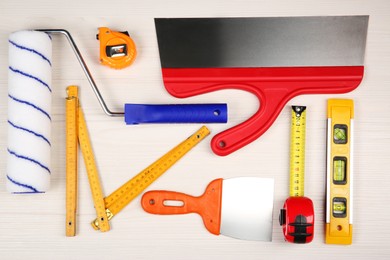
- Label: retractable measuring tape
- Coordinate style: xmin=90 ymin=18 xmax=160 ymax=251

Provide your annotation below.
xmin=280 ymin=106 xmax=314 ymax=244
xmin=97 ymin=27 xmax=137 ymax=69
xmin=92 ymin=125 xmax=210 ymax=230
xmin=290 ymin=106 xmax=306 ymax=198
xmin=326 ymin=99 xmax=354 ymax=245
xmin=66 ymin=85 xmax=110 ymax=235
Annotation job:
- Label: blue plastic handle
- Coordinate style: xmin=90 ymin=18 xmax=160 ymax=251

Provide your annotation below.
xmin=124 ymin=104 xmax=227 ymax=124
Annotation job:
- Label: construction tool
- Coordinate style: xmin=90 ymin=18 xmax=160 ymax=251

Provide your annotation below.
xmin=37 ymin=28 xmax=227 ymax=123
xmin=279 ymin=106 xmax=314 ymax=244
xmin=66 ymin=85 xmax=110 ymax=233
xmin=141 ymin=177 xmax=274 ymax=241
xmin=154 ymin=16 xmax=369 ymax=156
xmin=6 ymin=27 xmax=226 ymax=193
xmin=97 ymin=27 xmax=137 ymax=69
xmin=7 ymin=30 xmax=52 ymax=193
xmin=91 ymin=125 xmax=210 ymax=230
xmin=65 ymin=85 xmax=209 ymax=234
xmin=65 ymin=86 xmax=78 ymax=236
xmin=326 ymin=99 xmax=354 ymax=245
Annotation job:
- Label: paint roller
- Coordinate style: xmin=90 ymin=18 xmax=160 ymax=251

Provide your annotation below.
xmin=7 ymin=29 xmax=227 ymax=193
xmin=8 ymin=31 xmax=52 ymax=193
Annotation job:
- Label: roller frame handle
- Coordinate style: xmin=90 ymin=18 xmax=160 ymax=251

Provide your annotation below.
xmin=124 ymin=103 xmax=227 ymax=124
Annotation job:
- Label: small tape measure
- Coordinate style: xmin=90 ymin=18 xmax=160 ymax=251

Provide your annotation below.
xmin=97 ymin=27 xmax=137 ymax=69
xmin=92 ymin=126 xmax=210 ymax=230
xmin=66 ymin=85 xmax=110 ymax=234
xmin=65 ymin=88 xmax=78 ymax=237
xmin=326 ymin=99 xmax=354 ymax=245
xmin=280 ymin=106 xmax=314 ymax=244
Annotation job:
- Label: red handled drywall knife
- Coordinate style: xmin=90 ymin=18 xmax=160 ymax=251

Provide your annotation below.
xmin=155 ymin=16 xmax=369 ymax=156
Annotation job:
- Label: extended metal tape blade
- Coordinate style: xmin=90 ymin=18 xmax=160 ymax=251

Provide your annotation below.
xmin=155 ymin=16 xmax=368 ymax=68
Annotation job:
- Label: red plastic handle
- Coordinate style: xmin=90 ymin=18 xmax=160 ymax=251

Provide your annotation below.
xmin=162 ymin=66 xmax=364 ymax=156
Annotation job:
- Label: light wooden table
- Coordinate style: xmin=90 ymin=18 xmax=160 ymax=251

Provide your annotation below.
xmin=1 ymin=0 xmax=389 ymax=259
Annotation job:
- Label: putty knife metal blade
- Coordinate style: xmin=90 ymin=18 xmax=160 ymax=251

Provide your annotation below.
xmin=156 ymin=16 xmax=368 ymax=68
xmin=220 ymin=177 xmax=274 ymax=241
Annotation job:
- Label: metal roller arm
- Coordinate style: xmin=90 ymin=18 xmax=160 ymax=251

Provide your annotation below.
xmin=37 ymin=29 xmax=124 ymax=117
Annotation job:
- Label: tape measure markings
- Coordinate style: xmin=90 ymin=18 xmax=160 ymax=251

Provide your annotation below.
xmin=290 ymin=106 xmax=306 ymax=197
xmin=105 ymin=141 xmax=189 ymax=208
xmin=65 ymin=87 xmax=78 ymax=237
xmin=92 ymin=126 xmax=210 ymax=230
xmin=78 ymin=107 xmax=111 ymax=232
xmin=103 ymin=128 xmax=207 ymax=210
xmin=66 ymin=85 xmax=110 ymax=233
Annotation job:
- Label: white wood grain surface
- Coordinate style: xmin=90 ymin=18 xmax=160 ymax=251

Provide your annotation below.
xmin=0 ymin=0 xmax=389 ymax=259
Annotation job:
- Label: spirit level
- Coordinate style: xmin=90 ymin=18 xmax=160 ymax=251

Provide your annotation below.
xmin=326 ymin=99 xmax=354 ymax=245
xmin=280 ymin=106 xmax=314 ymax=244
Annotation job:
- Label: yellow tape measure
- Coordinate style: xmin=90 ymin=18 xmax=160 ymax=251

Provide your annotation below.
xmin=290 ymin=106 xmax=306 ymax=197
xmin=326 ymin=99 xmax=354 ymax=245
xmin=65 ymin=88 xmax=78 ymax=237
xmin=92 ymin=125 xmax=210 ymax=230
xmin=66 ymin=85 xmax=110 ymax=234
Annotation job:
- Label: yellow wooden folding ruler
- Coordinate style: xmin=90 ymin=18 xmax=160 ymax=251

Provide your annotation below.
xmin=66 ymin=85 xmax=210 ymax=234
xmin=91 ymin=125 xmax=210 ymax=230
xmin=66 ymin=85 xmax=110 ymax=236
xmin=326 ymin=99 xmax=354 ymax=245
xmin=65 ymin=87 xmax=78 ymax=236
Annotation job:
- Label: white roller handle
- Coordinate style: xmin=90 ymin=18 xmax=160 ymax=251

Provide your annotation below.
xmin=7 ymin=31 xmax=52 ymax=193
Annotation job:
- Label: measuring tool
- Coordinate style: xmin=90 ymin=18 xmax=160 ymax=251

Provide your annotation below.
xmin=66 ymin=85 xmax=110 ymax=234
xmin=65 ymin=87 xmax=78 ymax=236
xmin=97 ymin=27 xmax=137 ymax=69
xmin=91 ymin=125 xmax=210 ymax=230
xmin=65 ymin=85 xmax=209 ymax=233
xmin=279 ymin=106 xmax=314 ymax=244
xmin=326 ymin=99 xmax=354 ymax=245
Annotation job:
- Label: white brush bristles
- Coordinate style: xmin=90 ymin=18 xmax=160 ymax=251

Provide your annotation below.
xmin=7 ymin=31 xmax=52 ymax=193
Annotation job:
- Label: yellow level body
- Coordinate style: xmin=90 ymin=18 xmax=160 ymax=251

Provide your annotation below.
xmin=290 ymin=106 xmax=306 ymax=197
xmin=326 ymin=99 xmax=354 ymax=245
